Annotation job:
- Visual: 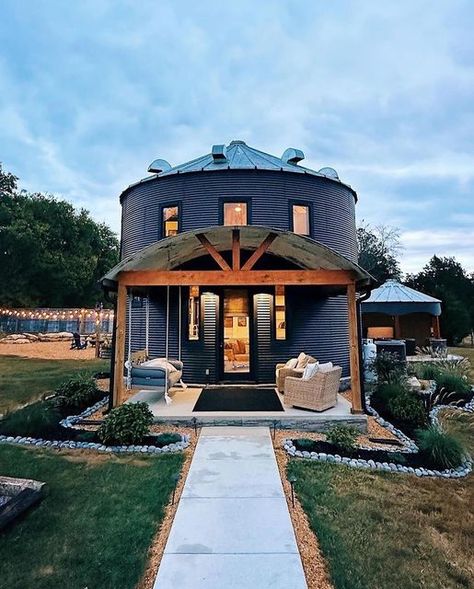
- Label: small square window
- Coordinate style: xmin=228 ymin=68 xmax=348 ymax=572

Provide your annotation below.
xmin=163 ymin=205 xmax=179 ymax=237
xmin=223 ymin=202 xmax=247 ymax=226
xmin=292 ymin=204 xmax=310 ymax=235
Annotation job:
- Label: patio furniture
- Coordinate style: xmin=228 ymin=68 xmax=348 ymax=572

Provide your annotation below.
xmin=275 ymin=353 xmax=317 ymax=393
xmin=130 ymin=358 xmax=183 ymax=396
xmin=284 ymin=365 xmax=342 ymax=412
xmin=70 ymin=332 xmax=86 ymax=350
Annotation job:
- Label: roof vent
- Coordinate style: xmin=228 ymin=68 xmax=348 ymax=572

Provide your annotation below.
xmin=212 ymin=144 xmax=227 ymax=162
xmin=281 ymin=148 xmax=305 ymax=165
xmin=148 ymin=159 xmax=172 ymax=174
xmin=318 ymin=167 xmax=339 ymax=180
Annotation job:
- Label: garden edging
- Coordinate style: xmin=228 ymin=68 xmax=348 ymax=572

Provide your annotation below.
xmin=283 ymin=396 xmax=473 ymax=479
xmin=0 ymin=395 xmax=190 ymax=455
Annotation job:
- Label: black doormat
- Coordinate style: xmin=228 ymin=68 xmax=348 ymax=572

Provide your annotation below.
xmin=193 ymin=387 xmax=284 ymax=412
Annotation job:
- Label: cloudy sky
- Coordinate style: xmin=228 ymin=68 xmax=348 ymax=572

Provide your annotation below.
xmin=1 ymin=1 xmax=473 ymax=274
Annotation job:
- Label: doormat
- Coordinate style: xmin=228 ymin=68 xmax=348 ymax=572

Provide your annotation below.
xmin=192 ymin=387 xmax=284 ymax=412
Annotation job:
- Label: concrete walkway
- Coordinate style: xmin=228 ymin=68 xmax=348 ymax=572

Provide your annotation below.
xmin=154 ymin=426 xmax=307 ymax=589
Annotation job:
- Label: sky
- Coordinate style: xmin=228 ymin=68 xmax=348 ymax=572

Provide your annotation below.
xmin=1 ymin=0 xmax=473 ymax=275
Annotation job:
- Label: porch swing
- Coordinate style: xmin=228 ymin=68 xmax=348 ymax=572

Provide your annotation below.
xmin=125 ymin=286 xmax=187 ymax=404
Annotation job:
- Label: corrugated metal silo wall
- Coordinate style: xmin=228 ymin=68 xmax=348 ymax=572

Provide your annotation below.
xmin=120 ymin=169 xmax=356 ymax=383
xmin=125 ymin=288 xmax=219 ymax=384
xmin=254 ymin=289 xmax=350 ymax=383
xmin=121 ymin=170 xmax=357 ymax=261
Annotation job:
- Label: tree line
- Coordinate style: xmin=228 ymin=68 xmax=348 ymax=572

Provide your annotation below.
xmin=0 ymin=163 xmax=119 ymax=308
xmin=358 ymin=224 xmax=474 ymax=345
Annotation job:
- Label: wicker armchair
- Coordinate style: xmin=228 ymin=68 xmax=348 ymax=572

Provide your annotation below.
xmin=276 ymin=355 xmax=317 ymax=393
xmin=284 ymin=366 xmax=342 ymax=412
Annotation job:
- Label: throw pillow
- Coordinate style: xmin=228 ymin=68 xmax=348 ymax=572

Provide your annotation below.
xmin=296 ymin=352 xmax=309 ymax=369
xmin=318 ymin=361 xmax=334 ymax=373
xmin=302 ymin=362 xmax=319 ymax=380
xmin=285 ymin=358 xmax=298 ymax=369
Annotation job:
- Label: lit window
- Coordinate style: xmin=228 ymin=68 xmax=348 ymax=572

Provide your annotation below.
xmin=292 ymin=204 xmax=310 ymax=235
xmin=163 ymin=205 xmax=179 ymax=237
xmin=223 ymin=202 xmax=247 ymax=226
xmin=188 ymin=286 xmax=200 ymax=340
xmin=275 ymin=285 xmax=286 ymax=340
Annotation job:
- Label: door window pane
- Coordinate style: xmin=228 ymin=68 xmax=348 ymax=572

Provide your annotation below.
xmin=188 ymin=286 xmax=200 ymax=340
xmin=275 ymin=285 xmax=286 ymax=340
xmin=223 ymin=289 xmax=250 ymax=374
xmin=163 ymin=205 xmax=179 ymax=237
xmin=223 ymin=202 xmax=247 ymax=226
xmin=292 ymin=204 xmax=310 ymax=235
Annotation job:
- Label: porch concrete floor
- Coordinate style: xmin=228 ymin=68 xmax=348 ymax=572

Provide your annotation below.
xmin=153 ymin=426 xmax=307 ymax=589
xmin=128 ymin=386 xmax=367 ymax=431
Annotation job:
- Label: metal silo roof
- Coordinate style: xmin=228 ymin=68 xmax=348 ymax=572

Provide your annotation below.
xmin=121 ymin=140 xmax=356 ymax=199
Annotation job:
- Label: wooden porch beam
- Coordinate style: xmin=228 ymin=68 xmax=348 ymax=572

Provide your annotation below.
xmin=119 ymin=269 xmax=355 ymax=287
xmin=112 ymin=283 xmax=127 ymax=406
xmin=232 ymin=229 xmax=240 ymax=271
xmin=241 ymin=233 xmax=277 ymax=271
xmin=347 ymin=282 xmax=363 ymax=414
xmin=196 ymin=233 xmax=232 ymax=271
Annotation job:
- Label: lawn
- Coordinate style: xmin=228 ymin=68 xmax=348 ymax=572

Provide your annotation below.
xmin=450 ymin=346 xmax=474 ymax=382
xmin=0 ymin=444 xmax=184 ymax=589
xmin=0 ymin=355 xmax=108 ymax=413
xmin=288 ymin=411 xmax=473 ymax=589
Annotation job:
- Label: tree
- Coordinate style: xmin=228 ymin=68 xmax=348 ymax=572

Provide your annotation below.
xmin=0 ymin=163 xmax=119 ymax=308
xmin=405 ymin=256 xmax=474 ymax=345
xmin=357 ymin=222 xmax=402 ymax=283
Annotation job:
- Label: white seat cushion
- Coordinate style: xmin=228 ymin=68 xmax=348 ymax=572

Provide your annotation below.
xmin=318 ymin=361 xmax=334 ymax=373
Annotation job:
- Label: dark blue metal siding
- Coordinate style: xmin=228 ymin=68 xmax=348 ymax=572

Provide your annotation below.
xmin=121 ymin=170 xmax=357 ymax=261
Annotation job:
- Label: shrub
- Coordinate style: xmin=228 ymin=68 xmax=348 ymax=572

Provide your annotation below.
xmin=370 ymin=351 xmax=406 ymax=385
xmin=416 ymin=426 xmax=465 ymax=470
xmin=325 ymin=425 xmax=359 ymax=454
xmin=371 ymin=382 xmax=407 ymax=408
xmin=153 ymin=432 xmax=182 ymax=447
xmin=414 ymin=363 xmax=439 ymax=381
xmin=435 ymin=372 xmax=471 ymax=396
xmin=388 ymin=390 xmax=427 ymax=428
xmin=293 ymin=438 xmax=316 ymax=452
xmin=98 ymin=402 xmax=153 ymax=445
xmin=55 ymin=374 xmax=103 ymax=413
xmin=0 ymin=401 xmax=61 ymax=438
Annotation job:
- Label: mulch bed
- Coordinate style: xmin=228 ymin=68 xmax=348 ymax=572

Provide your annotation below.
xmin=292 ymin=439 xmax=429 ymax=468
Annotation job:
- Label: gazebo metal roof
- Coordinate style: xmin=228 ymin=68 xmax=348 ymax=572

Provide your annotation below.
xmin=362 ymin=279 xmax=441 ymax=316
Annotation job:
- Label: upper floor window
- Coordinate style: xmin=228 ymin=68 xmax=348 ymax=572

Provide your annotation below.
xmin=292 ymin=204 xmax=310 ymax=236
xmin=162 ymin=204 xmax=179 ymax=237
xmin=223 ymin=202 xmax=247 ymax=226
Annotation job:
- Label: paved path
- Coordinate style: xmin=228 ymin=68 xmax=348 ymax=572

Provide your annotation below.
xmin=154 ymin=426 xmax=307 ymax=589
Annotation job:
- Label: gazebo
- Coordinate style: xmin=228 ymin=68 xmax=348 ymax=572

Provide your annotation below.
xmin=361 ymin=279 xmax=442 ymax=346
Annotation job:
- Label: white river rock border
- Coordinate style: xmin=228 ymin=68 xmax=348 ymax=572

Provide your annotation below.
xmin=0 ymin=395 xmax=190 ymax=455
xmin=283 ymin=394 xmax=474 ymax=479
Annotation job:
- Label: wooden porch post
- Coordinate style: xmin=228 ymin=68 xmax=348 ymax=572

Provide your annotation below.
xmin=347 ymin=282 xmax=363 ymax=414
xmin=112 ymin=282 xmax=127 ymax=407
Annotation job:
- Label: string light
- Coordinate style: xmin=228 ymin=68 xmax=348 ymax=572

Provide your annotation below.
xmin=0 ymin=307 xmax=113 ymax=321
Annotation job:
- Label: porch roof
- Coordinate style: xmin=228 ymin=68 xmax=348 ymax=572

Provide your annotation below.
xmin=102 ymin=226 xmax=373 ymax=287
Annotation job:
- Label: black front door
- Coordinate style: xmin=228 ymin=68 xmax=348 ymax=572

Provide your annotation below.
xmin=219 ymin=288 xmax=254 ymax=381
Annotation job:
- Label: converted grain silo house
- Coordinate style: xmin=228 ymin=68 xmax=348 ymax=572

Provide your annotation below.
xmin=102 ymin=141 xmax=372 ymax=418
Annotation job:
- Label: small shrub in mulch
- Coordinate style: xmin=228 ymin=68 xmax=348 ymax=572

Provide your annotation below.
xmin=325 ymin=425 xmax=359 ymax=454
xmin=416 ymin=426 xmax=465 ymax=470
xmin=54 ymin=374 xmax=104 ymax=413
xmin=98 ymin=402 xmax=153 ymax=445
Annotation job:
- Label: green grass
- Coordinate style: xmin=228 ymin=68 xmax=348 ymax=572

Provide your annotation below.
xmin=0 ymin=444 xmax=184 ymax=589
xmin=450 ymin=347 xmax=474 ymax=383
xmin=288 ymin=412 xmax=474 ymax=589
xmin=0 ymin=355 xmax=108 ymax=413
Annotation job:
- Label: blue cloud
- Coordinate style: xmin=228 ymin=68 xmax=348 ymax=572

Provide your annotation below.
xmin=1 ymin=0 xmax=473 ymax=274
